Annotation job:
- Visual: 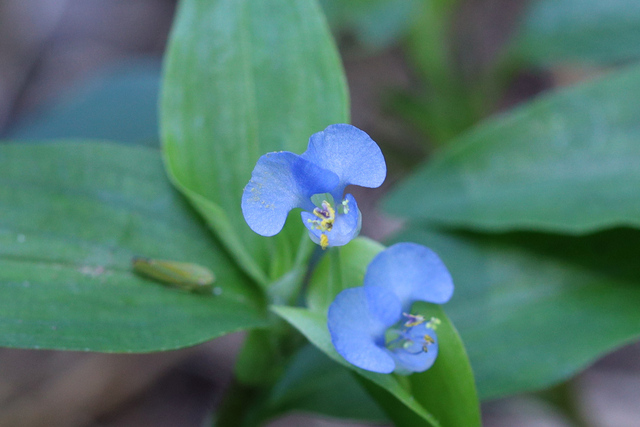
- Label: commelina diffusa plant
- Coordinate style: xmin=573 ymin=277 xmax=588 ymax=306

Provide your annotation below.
xmin=242 ymin=124 xmax=453 ymax=374
xmin=7 ymin=1 xmax=640 ymax=425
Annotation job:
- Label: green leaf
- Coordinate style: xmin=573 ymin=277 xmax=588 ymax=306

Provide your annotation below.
xmin=307 ymin=237 xmax=384 ymax=313
xmin=266 ymin=344 xmax=388 ymax=422
xmin=161 ymin=0 xmax=349 ymax=286
xmin=385 ymin=64 xmax=640 ymax=233
xmin=511 ymin=0 xmax=640 ymax=65
xmin=7 ymin=59 xmax=160 ymax=146
xmin=392 ymin=227 xmax=640 ymax=399
xmin=409 ymin=302 xmax=481 ymax=427
xmin=0 ymin=142 xmax=266 ymax=352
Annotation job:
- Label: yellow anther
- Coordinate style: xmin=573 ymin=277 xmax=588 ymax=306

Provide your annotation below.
xmin=308 ymin=199 xmax=335 ymax=249
xmin=402 ymin=312 xmax=426 ymax=327
xmin=320 ymin=234 xmax=329 ymax=250
xmin=312 ymin=200 xmax=335 ymax=231
xmin=422 ymin=334 xmax=435 ymax=352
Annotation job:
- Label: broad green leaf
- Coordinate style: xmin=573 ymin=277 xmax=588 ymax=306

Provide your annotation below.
xmin=392 ymin=227 xmax=640 ymax=399
xmin=161 ymin=0 xmax=349 ymax=286
xmin=7 ymin=59 xmax=160 ymax=146
xmin=0 ymin=142 xmax=266 ymax=352
xmin=385 ymin=64 xmax=640 ymax=233
xmin=409 ymin=302 xmax=480 ymax=427
xmin=266 ymin=344 xmax=388 ymax=422
xmin=511 ymin=0 xmax=640 ymax=65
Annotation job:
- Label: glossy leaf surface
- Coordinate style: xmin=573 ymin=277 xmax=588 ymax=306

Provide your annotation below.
xmin=512 ymin=0 xmax=640 ymax=65
xmin=161 ymin=0 xmax=349 ymax=285
xmin=385 ymin=64 xmax=640 ymax=233
xmin=0 ymin=142 xmax=265 ymax=352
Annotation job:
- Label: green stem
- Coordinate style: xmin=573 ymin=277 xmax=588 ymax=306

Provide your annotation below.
xmin=294 ymin=230 xmax=315 ymax=269
xmin=328 ymin=246 xmax=343 ymax=304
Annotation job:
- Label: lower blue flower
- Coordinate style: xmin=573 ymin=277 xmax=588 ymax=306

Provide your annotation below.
xmin=327 ymin=242 xmax=453 ymax=374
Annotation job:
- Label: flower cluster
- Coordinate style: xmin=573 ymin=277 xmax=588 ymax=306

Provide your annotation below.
xmin=242 ymin=124 xmax=386 ymax=249
xmin=327 ymin=243 xmax=454 ymax=374
xmin=242 ymin=124 xmax=452 ymax=374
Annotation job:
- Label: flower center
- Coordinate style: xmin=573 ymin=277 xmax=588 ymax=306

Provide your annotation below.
xmin=312 ymin=201 xmax=335 ymax=231
xmin=307 ymin=193 xmax=351 ymax=250
xmin=385 ymin=313 xmax=440 ymax=355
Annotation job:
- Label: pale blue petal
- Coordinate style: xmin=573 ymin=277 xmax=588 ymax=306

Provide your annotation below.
xmin=302 ymin=124 xmax=386 ymax=198
xmin=390 ymin=324 xmax=438 ymax=374
xmin=328 ymin=286 xmax=401 ymax=373
xmin=242 ymin=152 xmax=339 ymax=236
xmin=364 ymin=242 xmax=454 ymax=312
xmin=301 ymin=194 xmax=361 ymax=247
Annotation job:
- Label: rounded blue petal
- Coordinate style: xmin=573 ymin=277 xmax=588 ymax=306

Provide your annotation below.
xmin=363 ymin=242 xmax=454 ymax=311
xmin=301 ymin=194 xmax=361 ymax=247
xmin=301 ymin=124 xmax=386 ymax=197
xmin=390 ymin=324 xmax=438 ymax=374
xmin=328 ymin=286 xmax=402 ymax=373
xmin=242 ymin=152 xmax=339 ymax=236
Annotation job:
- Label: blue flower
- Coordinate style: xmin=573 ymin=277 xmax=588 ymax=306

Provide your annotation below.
xmin=242 ymin=124 xmax=386 ymax=249
xmin=327 ymin=242 xmax=454 ymax=374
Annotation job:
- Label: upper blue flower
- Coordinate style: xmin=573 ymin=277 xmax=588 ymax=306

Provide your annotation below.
xmin=242 ymin=124 xmax=386 ymax=249
xmin=327 ymin=242 xmax=454 ymax=374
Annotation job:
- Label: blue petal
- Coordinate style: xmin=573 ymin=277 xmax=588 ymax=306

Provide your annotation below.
xmin=302 ymin=124 xmax=386 ymax=198
xmin=363 ymin=242 xmax=454 ymax=312
xmin=242 ymin=152 xmax=339 ymax=236
xmin=390 ymin=324 xmax=438 ymax=374
xmin=328 ymin=286 xmax=401 ymax=373
xmin=301 ymin=194 xmax=361 ymax=247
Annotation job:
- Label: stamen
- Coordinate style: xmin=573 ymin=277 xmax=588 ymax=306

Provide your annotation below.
xmin=402 ymin=312 xmax=426 ymax=327
xmin=425 ymin=317 xmax=441 ymax=330
xmin=341 ymin=198 xmax=349 ymax=214
xmin=320 ymin=234 xmax=329 ymax=250
xmin=310 ymin=200 xmax=335 ymax=232
xmin=422 ymin=334 xmax=435 ymax=352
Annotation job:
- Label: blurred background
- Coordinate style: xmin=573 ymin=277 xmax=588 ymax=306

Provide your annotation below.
xmin=0 ymin=0 xmax=639 ymax=426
